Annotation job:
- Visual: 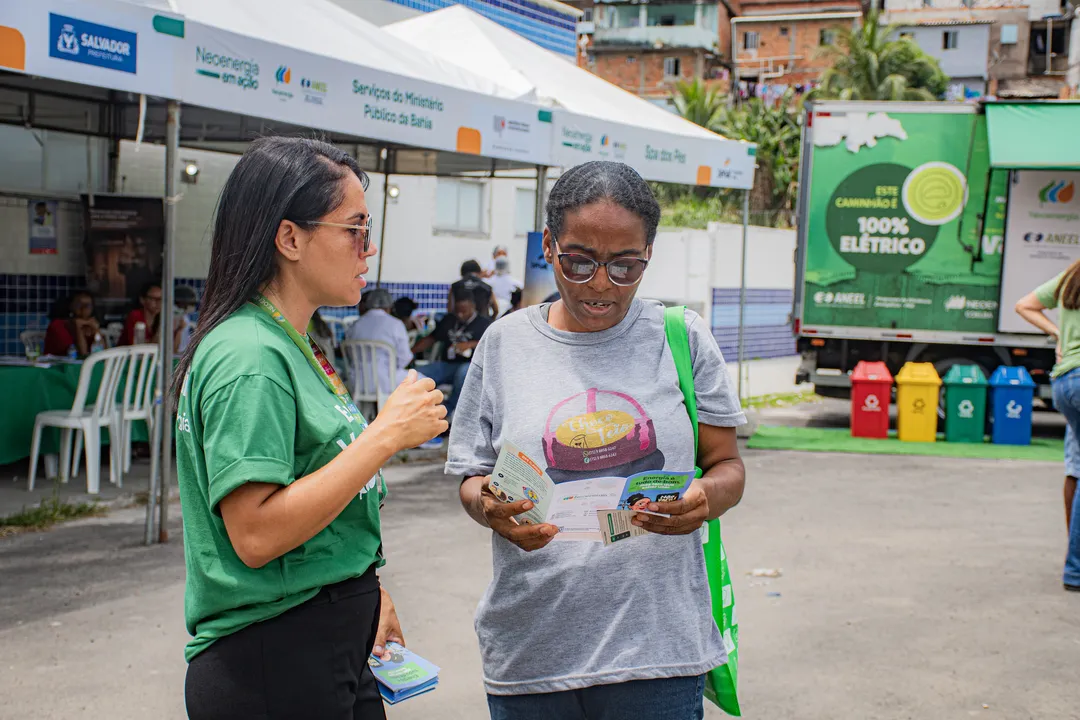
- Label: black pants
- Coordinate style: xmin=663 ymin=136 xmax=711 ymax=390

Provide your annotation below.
xmin=185 ymin=569 xmax=386 ymax=720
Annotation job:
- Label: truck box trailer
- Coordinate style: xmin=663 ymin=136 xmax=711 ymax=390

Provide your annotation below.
xmin=793 ymin=101 xmax=1080 ymax=401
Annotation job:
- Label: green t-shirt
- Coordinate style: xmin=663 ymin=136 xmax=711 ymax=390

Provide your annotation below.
xmin=1035 ymin=272 xmax=1080 ymax=379
xmin=176 ymin=303 xmax=385 ymax=661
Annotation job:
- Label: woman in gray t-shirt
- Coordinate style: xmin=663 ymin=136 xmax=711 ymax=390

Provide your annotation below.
xmin=448 ymin=161 xmax=747 ymax=720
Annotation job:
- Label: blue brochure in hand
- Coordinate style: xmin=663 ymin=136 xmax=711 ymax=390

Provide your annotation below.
xmin=367 ymin=643 xmax=440 ymax=704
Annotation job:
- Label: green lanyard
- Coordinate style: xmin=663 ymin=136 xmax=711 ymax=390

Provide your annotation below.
xmin=251 ymin=293 xmax=363 ymax=423
xmin=251 ymin=293 xmax=386 ymax=505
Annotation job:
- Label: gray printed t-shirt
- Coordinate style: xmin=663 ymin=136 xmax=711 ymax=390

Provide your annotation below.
xmin=446 ymin=298 xmax=746 ymax=696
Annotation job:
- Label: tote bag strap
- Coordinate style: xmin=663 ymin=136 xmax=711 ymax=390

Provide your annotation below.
xmin=663 ymin=305 xmax=742 ymax=717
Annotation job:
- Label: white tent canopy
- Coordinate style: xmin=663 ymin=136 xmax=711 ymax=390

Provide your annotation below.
xmin=123 ymin=0 xmax=525 ymax=101
xmin=2 ymin=0 xmax=553 ymax=168
xmin=386 ymin=5 xmax=756 ymax=189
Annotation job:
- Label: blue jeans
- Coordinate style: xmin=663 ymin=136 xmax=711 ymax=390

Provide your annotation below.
xmin=421 ymin=361 xmax=471 ymax=415
xmin=487 ymin=675 xmax=705 ymax=720
xmin=1052 ymin=368 xmax=1080 ymax=586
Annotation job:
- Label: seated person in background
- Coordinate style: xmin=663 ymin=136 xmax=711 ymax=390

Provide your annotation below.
xmin=489 ymin=257 xmax=523 ymax=318
xmin=450 ymin=260 xmax=497 ymax=318
xmin=413 ymin=285 xmax=492 ymax=420
xmin=120 ymin=281 xmax=163 ymax=345
xmin=45 ymin=290 xmax=100 ymax=357
xmin=391 ymin=296 xmax=422 ymax=333
xmin=345 ymin=288 xmax=417 ymax=395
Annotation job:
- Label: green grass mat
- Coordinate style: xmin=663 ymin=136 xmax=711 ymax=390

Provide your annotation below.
xmin=747 ymin=425 xmax=1064 ymax=462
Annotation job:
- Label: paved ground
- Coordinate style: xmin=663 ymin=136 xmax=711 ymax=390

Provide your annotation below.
xmin=1 ymin=408 xmax=1078 ymax=719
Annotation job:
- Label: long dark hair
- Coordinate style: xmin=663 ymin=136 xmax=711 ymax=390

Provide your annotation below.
xmin=1057 ymin=259 xmax=1080 ymax=311
xmin=172 ymin=137 xmax=369 ymax=400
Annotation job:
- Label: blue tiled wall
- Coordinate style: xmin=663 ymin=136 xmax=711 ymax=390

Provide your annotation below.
xmin=0 ymin=274 xmax=209 ymax=355
xmin=387 ymin=0 xmax=577 ymax=56
xmin=711 ymin=288 xmax=796 ymax=361
xmin=0 ymin=274 xmax=85 ymax=355
xmin=3 ymin=276 xmax=797 ymax=361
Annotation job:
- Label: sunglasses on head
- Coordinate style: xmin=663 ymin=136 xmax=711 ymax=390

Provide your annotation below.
xmin=553 ymin=237 xmax=649 ymax=287
xmin=309 ymin=217 xmax=374 ymax=254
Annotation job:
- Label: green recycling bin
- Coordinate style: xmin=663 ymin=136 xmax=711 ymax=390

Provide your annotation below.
xmin=942 ymin=365 xmax=988 ymax=443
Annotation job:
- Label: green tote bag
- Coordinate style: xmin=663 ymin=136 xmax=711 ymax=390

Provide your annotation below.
xmin=664 ymin=306 xmax=741 ymax=717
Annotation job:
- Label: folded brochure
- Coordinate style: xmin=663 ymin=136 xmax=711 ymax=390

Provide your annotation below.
xmin=367 ymin=643 xmax=439 ymax=704
xmin=489 ymin=440 xmax=693 ymax=545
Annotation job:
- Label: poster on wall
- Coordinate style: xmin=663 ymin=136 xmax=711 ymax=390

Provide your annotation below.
xmin=81 ymin=195 xmax=164 ymax=310
xmin=998 ymin=170 xmax=1080 ymax=334
xmin=28 ymin=199 xmax=58 ymax=255
xmin=522 ymin=231 xmax=556 ymax=307
xmin=801 ymin=109 xmax=1004 ymax=334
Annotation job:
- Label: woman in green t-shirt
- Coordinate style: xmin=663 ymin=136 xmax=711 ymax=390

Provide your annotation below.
xmin=1016 ymin=261 xmax=1080 ymax=592
xmin=174 ymin=137 xmax=448 ymax=718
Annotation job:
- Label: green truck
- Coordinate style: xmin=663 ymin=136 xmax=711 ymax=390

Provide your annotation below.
xmin=793 ymin=100 xmax=1080 ymax=400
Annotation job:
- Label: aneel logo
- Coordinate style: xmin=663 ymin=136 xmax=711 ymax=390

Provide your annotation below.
xmin=1023 ymin=230 xmax=1079 ymax=245
xmin=813 ymin=291 xmax=866 ymax=306
xmin=49 ymin=13 xmax=136 ymax=74
xmin=1039 ymin=180 xmax=1075 ymax=205
xmin=300 ymin=77 xmax=328 ymax=105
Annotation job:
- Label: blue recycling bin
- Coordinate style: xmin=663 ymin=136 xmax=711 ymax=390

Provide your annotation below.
xmin=989 ymin=366 xmax=1036 ymax=446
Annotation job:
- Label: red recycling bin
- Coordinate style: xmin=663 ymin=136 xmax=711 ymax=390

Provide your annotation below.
xmin=851 ymin=361 xmax=893 ymax=438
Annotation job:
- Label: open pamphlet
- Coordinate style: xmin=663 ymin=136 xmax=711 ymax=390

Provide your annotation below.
xmin=367 ymin=643 xmax=440 ymax=704
xmin=489 ymin=441 xmax=693 ymax=545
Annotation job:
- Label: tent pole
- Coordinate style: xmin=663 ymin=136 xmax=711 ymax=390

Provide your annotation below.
xmin=737 ymin=188 xmax=749 ymax=401
xmin=376 ymin=149 xmax=392 ymax=287
xmin=534 ymin=165 xmax=548 ymax=231
xmin=158 ymin=99 xmax=180 ymax=543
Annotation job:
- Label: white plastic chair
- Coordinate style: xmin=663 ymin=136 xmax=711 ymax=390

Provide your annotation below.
xmin=322 ymin=316 xmax=344 ymax=343
xmin=20 ymin=330 xmax=45 ymax=355
xmin=341 ymin=339 xmax=397 ymax=416
xmin=103 ymin=322 xmax=123 ymax=348
xmin=117 ymin=343 xmax=159 ymax=475
xmin=342 ymin=315 xmax=360 ymax=329
xmin=28 ymin=347 xmax=129 ymax=494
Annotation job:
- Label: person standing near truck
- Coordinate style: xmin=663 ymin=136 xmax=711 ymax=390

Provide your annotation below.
xmin=1015 ymin=260 xmax=1080 ymax=592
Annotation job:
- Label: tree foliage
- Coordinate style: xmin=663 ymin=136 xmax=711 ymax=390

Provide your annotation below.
xmin=669 ymin=79 xmax=802 ymax=226
xmin=811 ymin=11 xmax=948 ymax=101
xmin=671 ymin=79 xmax=726 ymax=130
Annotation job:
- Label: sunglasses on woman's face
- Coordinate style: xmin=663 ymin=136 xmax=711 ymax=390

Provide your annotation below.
xmin=309 ymin=217 xmax=374 ymax=254
xmin=553 ymin=237 xmax=649 ymax=287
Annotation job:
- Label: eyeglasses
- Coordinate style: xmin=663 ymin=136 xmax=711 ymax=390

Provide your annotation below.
xmin=309 ymin=217 xmax=374 ymax=254
xmin=553 ymin=238 xmax=649 ymax=287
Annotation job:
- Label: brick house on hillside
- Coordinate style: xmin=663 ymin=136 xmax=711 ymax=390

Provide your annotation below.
xmin=569 ymin=0 xmax=863 ymax=106
xmin=727 ymin=0 xmax=862 ymax=96
xmin=570 ymin=0 xmax=729 ymax=106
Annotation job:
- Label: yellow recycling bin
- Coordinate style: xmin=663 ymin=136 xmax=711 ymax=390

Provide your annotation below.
xmin=895 ymin=362 xmax=942 ymax=443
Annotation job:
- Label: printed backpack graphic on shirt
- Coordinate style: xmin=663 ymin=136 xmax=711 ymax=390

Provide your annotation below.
xmin=543 ymin=388 xmax=664 ymax=483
